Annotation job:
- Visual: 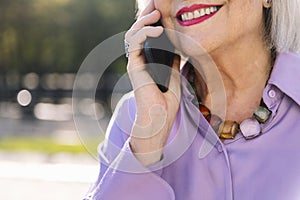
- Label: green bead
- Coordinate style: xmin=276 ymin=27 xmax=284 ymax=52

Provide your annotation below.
xmin=253 ymin=106 xmax=272 ymax=123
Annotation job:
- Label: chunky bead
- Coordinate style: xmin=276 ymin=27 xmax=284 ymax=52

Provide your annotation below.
xmin=240 ymin=118 xmax=262 ymax=140
xmin=218 ymin=120 xmax=239 ymax=139
xmin=199 ymin=104 xmax=211 ymax=123
xmin=253 ymin=106 xmax=271 ymax=123
xmin=210 ymin=114 xmax=223 ymax=133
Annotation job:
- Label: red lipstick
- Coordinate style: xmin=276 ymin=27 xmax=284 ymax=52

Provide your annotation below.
xmin=176 ymin=4 xmax=222 ymax=26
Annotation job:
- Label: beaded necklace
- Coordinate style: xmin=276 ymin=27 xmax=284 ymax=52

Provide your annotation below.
xmin=187 ymin=66 xmax=272 ymax=140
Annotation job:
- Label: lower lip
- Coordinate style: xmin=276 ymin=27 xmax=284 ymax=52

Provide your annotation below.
xmin=177 ymin=9 xmax=220 ymax=26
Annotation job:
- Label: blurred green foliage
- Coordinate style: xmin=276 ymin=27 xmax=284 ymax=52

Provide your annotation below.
xmin=0 ymin=0 xmax=135 ymax=74
xmin=0 ymin=136 xmax=102 ymax=154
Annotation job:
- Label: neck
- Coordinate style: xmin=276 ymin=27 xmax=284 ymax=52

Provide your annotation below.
xmin=190 ymin=34 xmax=272 ymax=122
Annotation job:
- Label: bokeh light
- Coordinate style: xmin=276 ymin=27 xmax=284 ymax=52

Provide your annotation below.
xmin=23 ymin=73 xmax=39 ymax=90
xmin=17 ymin=90 xmax=32 ymax=107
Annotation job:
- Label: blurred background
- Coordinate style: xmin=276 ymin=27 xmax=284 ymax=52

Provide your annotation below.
xmin=0 ymin=0 xmax=135 ymax=199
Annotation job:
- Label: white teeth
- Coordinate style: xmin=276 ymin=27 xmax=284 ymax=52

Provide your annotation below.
xmin=205 ymin=8 xmax=210 ymax=14
xmin=200 ymin=8 xmax=206 ymax=16
xmin=187 ymin=12 xmax=193 ymax=20
xmin=180 ymin=6 xmax=219 ymax=22
xmin=183 ymin=13 xmax=188 ymax=20
xmin=194 ymin=10 xmax=201 ymax=18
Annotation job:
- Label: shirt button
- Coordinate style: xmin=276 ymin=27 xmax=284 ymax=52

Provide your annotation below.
xmin=268 ymin=89 xmax=276 ymax=98
xmin=217 ymin=144 xmax=223 ymax=152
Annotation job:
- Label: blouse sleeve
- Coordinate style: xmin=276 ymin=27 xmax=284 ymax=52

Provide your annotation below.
xmin=83 ymin=92 xmax=175 ymax=200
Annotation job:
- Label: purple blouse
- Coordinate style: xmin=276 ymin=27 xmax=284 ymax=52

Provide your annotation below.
xmin=85 ymin=52 xmax=300 ymax=200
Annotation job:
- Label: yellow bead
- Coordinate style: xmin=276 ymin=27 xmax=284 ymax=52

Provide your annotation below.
xmin=218 ymin=120 xmax=239 ymax=139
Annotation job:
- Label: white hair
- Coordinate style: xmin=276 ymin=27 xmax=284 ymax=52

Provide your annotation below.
xmin=271 ymin=0 xmax=300 ymax=52
xmin=136 ymin=0 xmax=300 ymax=53
xmin=136 ymin=0 xmax=147 ymax=13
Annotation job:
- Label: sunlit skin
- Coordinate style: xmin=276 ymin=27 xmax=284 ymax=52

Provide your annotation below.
xmin=154 ymin=0 xmax=272 ymax=121
xmin=125 ymin=0 xmax=272 ymax=165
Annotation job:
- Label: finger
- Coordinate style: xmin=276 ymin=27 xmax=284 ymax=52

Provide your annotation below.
xmin=127 ymin=26 xmax=164 ymax=59
xmin=137 ymin=0 xmax=155 ymax=19
xmin=125 ymin=10 xmax=161 ymax=40
xmin=132 ymin=26 xmax=164 ymax=44
xmin=135 ymin=10 xmax=161 ymax=28
xmin=166 ymin=55 xmax=181 ymax=102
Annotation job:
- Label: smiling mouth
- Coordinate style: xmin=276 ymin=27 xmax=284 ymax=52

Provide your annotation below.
xmin=176 ymin=4 xmax=223 ymax=26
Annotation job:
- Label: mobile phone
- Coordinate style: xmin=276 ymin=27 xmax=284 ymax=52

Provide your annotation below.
xmin=143 ymin=20 xmax=176 ymax=92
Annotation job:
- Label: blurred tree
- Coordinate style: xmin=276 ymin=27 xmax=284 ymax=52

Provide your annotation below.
xmin=0 ymin=0 xmax=135 ymax=74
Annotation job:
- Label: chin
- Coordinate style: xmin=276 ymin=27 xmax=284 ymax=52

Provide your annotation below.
xmin=178 ymin=39 xmax=217 ymax=59
xmin=165 ymin=26 xmax=219 ymax=58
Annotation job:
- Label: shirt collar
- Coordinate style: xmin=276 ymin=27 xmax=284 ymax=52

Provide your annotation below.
xmin=181 ymin=51 xmax=300 ymax=107
xmin=268 ymin=51 xmax=300 ymax=106
xmin=180 ymin=61 xmax=222 ymax=150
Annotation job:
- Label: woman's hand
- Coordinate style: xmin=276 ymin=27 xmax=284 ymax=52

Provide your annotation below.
xmin=125 ymin=1 xmax=181 ymax=166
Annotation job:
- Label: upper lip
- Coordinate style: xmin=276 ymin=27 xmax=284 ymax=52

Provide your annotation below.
xmin=176 ymin=3 xmax=223 ymax=17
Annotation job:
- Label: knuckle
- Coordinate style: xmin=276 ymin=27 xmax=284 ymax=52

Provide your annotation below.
xmin=132 ymin=20 xmax=140 ymax=28
xmin=125 ymin=29 xmax=137 ymax=42
xmin=138 ymin=12 xmax=147 ymax=21
xmin=139 ymin=14 xmax=148 ymax=21
xmin=125 ymin=32 xmax=130 ymax=40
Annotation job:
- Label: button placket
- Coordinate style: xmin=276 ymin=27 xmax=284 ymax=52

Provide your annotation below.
xmin=261 ymin=85 xmax=284 ymax=133
xmin=263 ymin=85 xmax=282 ymax=110
xmin=217 ymin=144 xmax=224 ymax=152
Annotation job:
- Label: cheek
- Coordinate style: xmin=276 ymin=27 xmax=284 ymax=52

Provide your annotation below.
xmin=154 ymin=1 xmax=173 ymax=20
xmin=153 ymin=0 xmax=170 ymax=12
xmin=166 ymin=30 xmax=220 ymax=57
xmin=229 ymin=0 xmax=264 ymax=30
xmin=163 ymin=0 xmax=264 ymax=56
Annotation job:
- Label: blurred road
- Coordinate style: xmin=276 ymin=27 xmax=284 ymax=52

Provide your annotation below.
xmin=0 ymin=116 xmax=81 ymax=137
xmin=0 ymin=116 xmax=103 ymax=200
xmin=0 ymin=151 xmax=99 ymax=200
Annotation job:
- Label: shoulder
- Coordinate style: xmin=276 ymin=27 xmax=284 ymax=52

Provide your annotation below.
xmin=272 ymin=51 xmax=300 ymax=70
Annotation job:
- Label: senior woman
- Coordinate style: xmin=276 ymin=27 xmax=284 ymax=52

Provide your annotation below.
xmin=84 ymin=0 xmax=300 ymax=199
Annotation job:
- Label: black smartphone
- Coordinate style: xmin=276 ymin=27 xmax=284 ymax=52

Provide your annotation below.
xmin=143 ymin=20 xmax=176 ymax=92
